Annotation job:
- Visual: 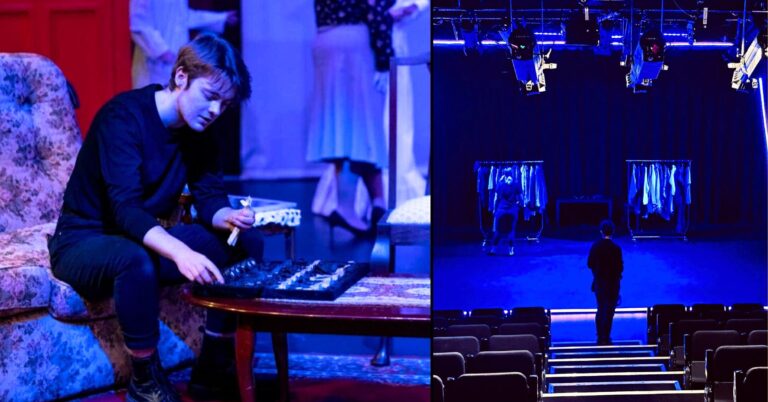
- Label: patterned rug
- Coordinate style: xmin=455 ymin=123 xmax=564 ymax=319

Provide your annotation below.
xmin=79 ymin=353 xmax=429 ymax=402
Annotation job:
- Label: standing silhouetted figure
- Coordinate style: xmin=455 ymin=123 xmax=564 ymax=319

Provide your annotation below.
xmin=587 ymin=220 xmax=623 ymax=345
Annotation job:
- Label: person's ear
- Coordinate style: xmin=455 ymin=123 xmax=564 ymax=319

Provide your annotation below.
xmin=174 ymin=67 xmax=189 ymax=90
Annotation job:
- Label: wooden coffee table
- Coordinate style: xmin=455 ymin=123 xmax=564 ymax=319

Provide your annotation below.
xmin=182 ymin=275 xmax=431 ymax=402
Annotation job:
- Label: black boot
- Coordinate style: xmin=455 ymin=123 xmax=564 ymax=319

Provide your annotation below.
xmin=188 ymin=334 xmax=240 ymax=401
xmin=126 ymin=351 xmax=181 ymax=402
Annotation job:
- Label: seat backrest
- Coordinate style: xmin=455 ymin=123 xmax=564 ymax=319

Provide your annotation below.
xmin=446 ymin=324 xmax=492 ymax=339
xmin=471 ymin=308 xmax=506 ymax=317
xmin=508 ymin=307 xmax=549 ymax=326
xmin=0 ymin=53 xmax=82 ymax=232
xmin=657 ymin=310 xmax=692 ymax=337
xmin=747 ymin=330 xmax=767 ymax=346
xmin=434 ymin=336 xmax=481 ymax=357
xmin=710 ymin=345 xmax=768 ymax=382
xmin=690 ymin=330 xmax=741 ymax=361
xmin=448 ymin=372 xmax=528 ymax=402
xmin=691 ymin=303 xmax=725 ymax=314
xmin=432 ymin=375 xmax=445 ymax=402
xmin=498 ymin=322 xmax=546 ymax=338
xmin=731 ymin=304 xmax=764 ymax=312
xmin=467 ymin=350 xmax=535 ymax=376
xmin=435 ymin=309 xmax=467 ymax=320
xmin=725 ymin=319 xmax=768 ymax=335
xmin=648 ymin=304 xmax=687 ymax=342
xmin=433 ymin=352 xmax=466 ymax=382
xmin=670 ymin=319 xmax=719 ymax=347
xmin=489 ymin=334 xmax=541 ymax=354
xmin=740 ymin=366 xmax=768 ymax=402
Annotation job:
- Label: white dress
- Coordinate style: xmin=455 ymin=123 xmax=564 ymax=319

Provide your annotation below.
xmin=129 ymin=0 xmax=229 ymax=88
xmin=311 ymin=0 xmax=430 ymax=217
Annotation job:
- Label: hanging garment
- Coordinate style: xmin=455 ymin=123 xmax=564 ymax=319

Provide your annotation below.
xmin=628 ymin=164 xmax=638 ymax=205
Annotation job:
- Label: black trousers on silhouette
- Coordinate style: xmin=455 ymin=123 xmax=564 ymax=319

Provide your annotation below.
xmin=594 ymin=282 xmax=620 ymax=344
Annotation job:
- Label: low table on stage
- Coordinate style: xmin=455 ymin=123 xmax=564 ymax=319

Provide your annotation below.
xmin=182 ymin=275 xmax=431 ymax=402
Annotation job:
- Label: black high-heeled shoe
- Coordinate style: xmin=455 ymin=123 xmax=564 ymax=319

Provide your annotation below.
xmin=328 ymin=211 xmax=371 ymax=238
xmin=368 ymin=206 xmax=386 ymax=236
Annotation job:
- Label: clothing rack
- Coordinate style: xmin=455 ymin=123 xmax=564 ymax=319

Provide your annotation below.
xmin=474 ymin=160 xmax=547 ymax=245
xmin=625 ymin=159 xmax=692 ymax=163
xmin=475 ymin=160 xmax=544 ymax=169
xmin=625 ymin=159 xmax=692 ymax=241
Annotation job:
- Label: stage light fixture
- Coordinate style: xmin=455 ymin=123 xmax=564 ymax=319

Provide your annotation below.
xmin=624 ymin=28 xmax=668 ymax=93
xmin=507 ymin=24 xmax=557 ymax=95
xmin=727 ymin=33 xmax=764 ymax=92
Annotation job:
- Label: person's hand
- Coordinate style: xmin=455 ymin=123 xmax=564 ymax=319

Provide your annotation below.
xmin=225 ymin=10 xmax=239 ymax=26
xmin=174 ymin=249 xmax=224 ymax=284
xmin=373 ymin=71 xmax=389 ymax=94
xmin=158 ymin=50 xmax=175 ymax=64
xmin=224 ymin=207 xmax=255 ymax=230
xmin=389 ymin=4 xmax=419 ymax=22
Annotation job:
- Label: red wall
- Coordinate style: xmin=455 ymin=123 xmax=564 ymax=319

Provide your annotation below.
xmin=0 ymin=0 xmax=131 ymax=136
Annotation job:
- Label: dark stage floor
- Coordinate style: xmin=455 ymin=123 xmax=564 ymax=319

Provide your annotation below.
xmin=434 ymin=235 xmax=767 ymax=311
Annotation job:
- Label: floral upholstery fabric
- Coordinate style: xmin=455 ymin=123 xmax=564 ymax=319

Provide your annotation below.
xmin=0 ymin=53 xmax=81 ymax=233
xmin=0 ymin=222 xmax=55 ymax=317
xmin=0 ymin=53 xmax=206 ymax=401
xmin=0 ymin=310 xmax=202 ymax=402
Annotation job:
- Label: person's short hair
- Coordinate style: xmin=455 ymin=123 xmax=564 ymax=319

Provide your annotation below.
xmin=600 ymin=219 xmax=615 ymax=236
xmin=169 ymin=33 xmax=251 ymax=102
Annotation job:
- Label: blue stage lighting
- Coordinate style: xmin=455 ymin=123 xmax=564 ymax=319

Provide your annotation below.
xmin=625 ymin=28 xmax=668 ymax=93
xmin=506 ymin=24 xmax=558 ymax=95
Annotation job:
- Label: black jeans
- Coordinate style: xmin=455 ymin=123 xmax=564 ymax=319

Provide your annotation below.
xmin=49 ymin=220 xmax=264 ymax=350
xmin=492 ymin=211 xmax=518 ymax=249
xmin=594 ymin=283 xmax=620 ymax=343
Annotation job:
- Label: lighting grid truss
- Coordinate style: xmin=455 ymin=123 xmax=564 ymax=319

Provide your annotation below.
xmin=432 ymin=0 xmax=766 ymax=94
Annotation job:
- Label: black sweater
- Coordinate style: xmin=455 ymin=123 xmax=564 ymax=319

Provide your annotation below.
xmin=58 ymin=85 xmax=229 ymax=242
xmin=587 ymin=238 xmax=624 ymax=285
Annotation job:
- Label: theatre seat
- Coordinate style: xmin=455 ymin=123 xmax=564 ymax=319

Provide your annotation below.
xmin=448 ymin=372 xmax=535 ymax=402
xmin=734 ymin=367 xmax=768 ymax=402
xmin=432 ymin=375 xmax=445 ymax=402
xmin=446 ymin=324 xmax=492 ymax=349
xmin=705 ymin=345 xmax=768 ymax=402
xmin=747 ymin=330 xmax=767 ymax=345
xmin=434 ymin=336 xmax=481 ymax=358
xmin=669 ymin=319 xmax=719 ymax=367
xmin=725 ymin=319 xmax=768 ymax=336
xmin=683 ymin=330 xmax=741 ymax=388
xmin=433 ymin=352 xmax=466 ymax=383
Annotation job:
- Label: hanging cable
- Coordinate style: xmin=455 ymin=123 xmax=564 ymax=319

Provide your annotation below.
xmin=740 ymin=0 xmax=747 ymax=56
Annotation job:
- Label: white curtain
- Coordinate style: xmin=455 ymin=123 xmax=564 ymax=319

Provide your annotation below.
xmin=240 ymin=0 xmax=323 ymax=179
xmin=240 ymin=0 xmax=430 ymax=181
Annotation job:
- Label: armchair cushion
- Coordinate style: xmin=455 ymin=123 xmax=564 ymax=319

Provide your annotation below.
xmin=0 ymin=53 xmax=81 ymax=233
xmin=0 ymin=223 xmax=55 ymax=318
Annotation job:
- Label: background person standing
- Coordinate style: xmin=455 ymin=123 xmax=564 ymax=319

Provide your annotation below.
xmin=587 ymin=220 xmax=624 ymax=345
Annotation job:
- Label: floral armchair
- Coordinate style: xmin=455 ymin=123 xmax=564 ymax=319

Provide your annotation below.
xmin=0 ymin=53 xmax=204 ymax=402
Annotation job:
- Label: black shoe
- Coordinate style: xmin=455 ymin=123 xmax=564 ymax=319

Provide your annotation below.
xmin=126 ymin=351 xmax=181 ymax=402
xmin=328 ymin=211 xmax=371 ymax=238
xmin=188 ymin=335 xmax=240 ymax=401
xmin=369 ymin=206 xmax=386 ymax=235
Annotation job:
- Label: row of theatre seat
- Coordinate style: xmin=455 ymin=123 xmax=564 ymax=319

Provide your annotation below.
xmin=647 ymin=303 xmax=767 ymax=402
xmin=432 ymin=307 xmax=551 ymax=402
xmin=434 ymin=307 xmax=551 ymax=331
